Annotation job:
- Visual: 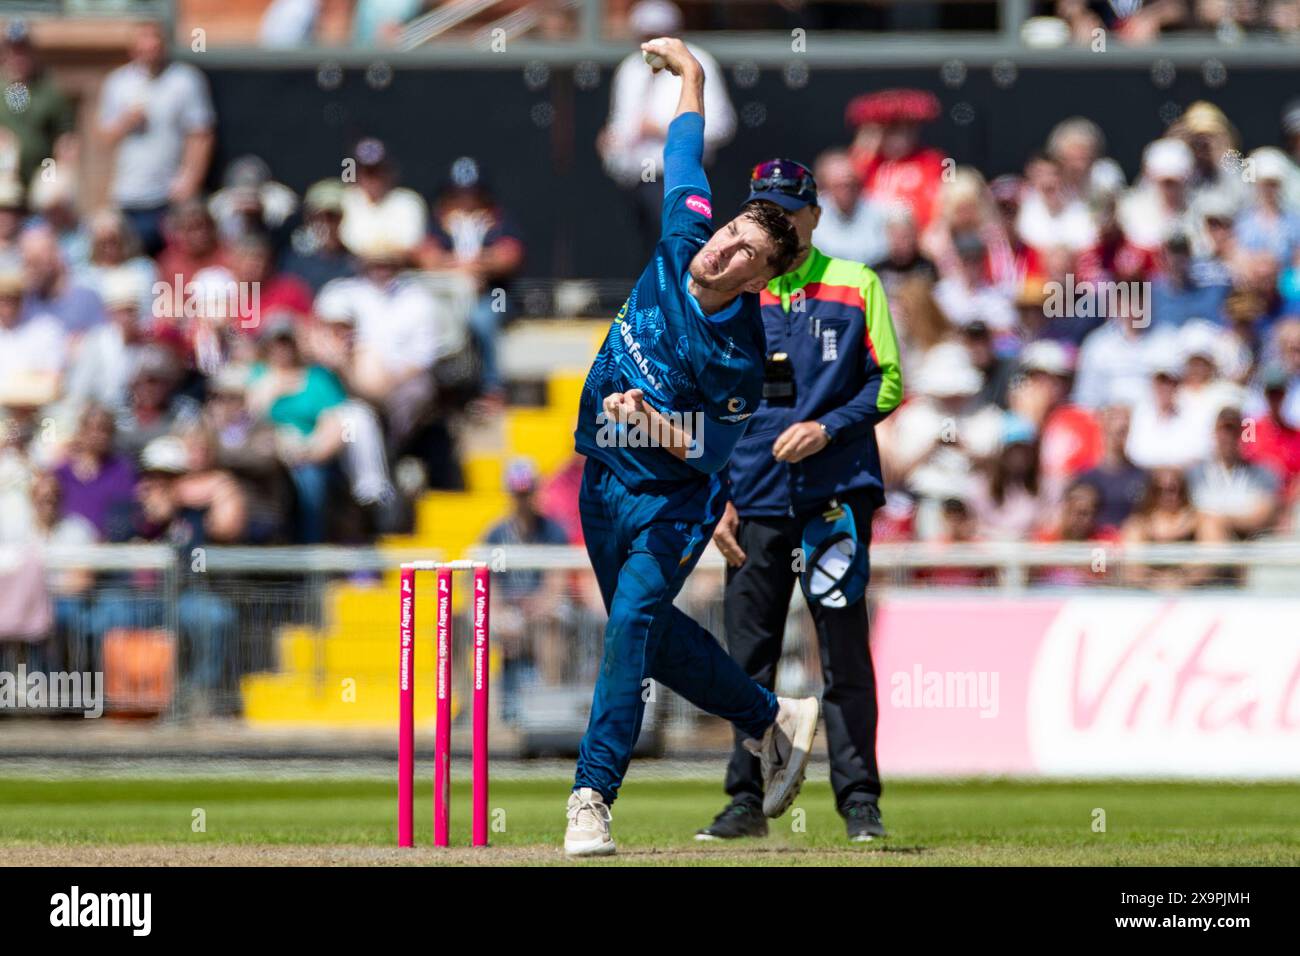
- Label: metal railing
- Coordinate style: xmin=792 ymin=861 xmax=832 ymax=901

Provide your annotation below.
xmin=2 ymin=539 xmax=1296 ymax=732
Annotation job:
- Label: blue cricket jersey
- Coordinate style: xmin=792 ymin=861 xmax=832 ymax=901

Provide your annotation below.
xmin=574 ymin=112 xmax=765 ymax=493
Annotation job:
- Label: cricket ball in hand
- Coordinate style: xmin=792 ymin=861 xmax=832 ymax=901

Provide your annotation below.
xmin=643 ymin=50 xmax=668 ymax=71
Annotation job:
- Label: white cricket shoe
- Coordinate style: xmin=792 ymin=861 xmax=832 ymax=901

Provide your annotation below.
xmin=564 ymin=787 xmax=616 ymax=857
xmin=745 ymin=696 xmax=820 ymax=818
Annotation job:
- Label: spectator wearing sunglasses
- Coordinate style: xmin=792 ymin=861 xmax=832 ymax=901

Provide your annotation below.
xmin=699 ymin=157 xmax=902 ymax=844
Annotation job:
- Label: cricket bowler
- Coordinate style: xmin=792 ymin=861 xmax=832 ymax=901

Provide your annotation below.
xmin=565 ymin=37 xmax=816 ymax=858
xmin=696 ymin=159 xmax=903 ymax=843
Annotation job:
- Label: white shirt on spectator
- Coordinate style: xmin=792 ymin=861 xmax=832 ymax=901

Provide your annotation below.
xmin=62 ymin=322 xmax=139 ymax=414
xmin=602 ymin=44 xmax=735 ymax=187
xmin=1125 ymin=390 xmax=1211 ymax=469
xmin=1016 ymin=190 xmax=1098 ymax=252
xmin=1188 ymin=458 xmax=1278 ymax=519
xmin=1072 ymin=321 xmax=1180 ymax=409
xmin=933 ymin=278 xmax=1016 ymax=332
xmin=98 ymin=60 xmax=215 ymax=208
xmin=1117 ymin=186 xmax=1195 ymax=250
xmin=0 ymin=314 xmax=66 ymax=381
xmin=811 ymin=197 xmax=889 ymax=266
xmin=341 ymin=274 xmax=466 ymax=374
xmin=339 ymin=186 xmax=428 ymax=256
xmin=889 ymin=398 xmax=1004 ymax=501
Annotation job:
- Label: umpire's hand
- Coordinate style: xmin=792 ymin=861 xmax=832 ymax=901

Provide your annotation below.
xmin=772 ymin=421 xmax=829 ymax=463
xmin=712 ymin=500 xmax=747 ymax=567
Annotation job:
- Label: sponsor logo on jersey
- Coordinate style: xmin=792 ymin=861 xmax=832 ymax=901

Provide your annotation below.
xmin=620 ymin=319 xmax=662 ymax=391
xmin=685 ymin=195 xmax=712 ymax=218
xmin=719 ymin=396 xmax=751 ymax=423
xmin=821 ymin=328 xmax=838 ymax=362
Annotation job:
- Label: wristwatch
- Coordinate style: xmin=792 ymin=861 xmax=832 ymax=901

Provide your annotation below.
xmin=819 ymin=422 xmax=833 ymax=444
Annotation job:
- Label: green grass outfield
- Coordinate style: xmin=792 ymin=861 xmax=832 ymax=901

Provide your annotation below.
xmin=2 ymin=776 xmax=1299 ymax=866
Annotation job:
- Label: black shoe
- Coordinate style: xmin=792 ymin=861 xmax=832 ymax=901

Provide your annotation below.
xmin=844 ymin=802 xmax=887 ymax=842
xmin=695 ymin=801 xmax=769 ymax=841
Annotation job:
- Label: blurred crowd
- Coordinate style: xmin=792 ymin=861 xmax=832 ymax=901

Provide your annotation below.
xmin=1 ymin=12 xmax=1299 ymax=584
xmin=0 ymin=19 xmax=522 ymax=565
xmin=1049 ymin=0 xmax=1300 ymax=44
xmin=818 ymin=87 xmax=1300 ymax=586
xmin=249 ymin=0 xmax=1300 ymax=47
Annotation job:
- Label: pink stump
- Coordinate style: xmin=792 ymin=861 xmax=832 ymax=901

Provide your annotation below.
xmin=433 ymin=566 xmax=453 ymax=847
xmin=472 ymin=566 xmax=490 ymax=846
xmin=397 ymin=566 xmax=416 ymax=847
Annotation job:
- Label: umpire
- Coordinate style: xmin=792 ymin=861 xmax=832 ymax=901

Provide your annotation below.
xmin=696 ymin=159 xmax=903 ymax=842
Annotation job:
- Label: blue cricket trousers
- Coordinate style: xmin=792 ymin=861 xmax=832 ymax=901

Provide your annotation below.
xmin=574 ymin=458 xmax=779 ymax=803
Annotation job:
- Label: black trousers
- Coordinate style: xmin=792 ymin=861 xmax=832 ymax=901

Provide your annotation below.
xmin=722 ymin=490 xmax=881 ymax=813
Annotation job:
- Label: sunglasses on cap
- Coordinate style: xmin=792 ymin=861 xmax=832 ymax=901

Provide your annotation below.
xmin=748 ymin=159 xmax=818 ymax=209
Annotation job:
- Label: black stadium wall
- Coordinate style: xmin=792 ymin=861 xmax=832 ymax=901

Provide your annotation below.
xmin=205 ymin=64 xmax=1298 ymax=282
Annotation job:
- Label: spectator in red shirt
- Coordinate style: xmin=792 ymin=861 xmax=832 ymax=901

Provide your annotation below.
xmin=1077 ymin=190 xmax=1160 ymax=285
xmin=1031 ymin=480 xmax=1120 ymax=586
xmin=227 ymin=233 xmax=313 ymax=337
xmin=156 ymin=199 xmax=229 ymax=300
xmin=845 ymin=89 xmax=947 ymax=229
xmin=1242 ymin=365 xmax=1300 ymax=499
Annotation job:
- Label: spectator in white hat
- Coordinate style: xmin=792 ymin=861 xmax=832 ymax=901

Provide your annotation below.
xmin=881 ymin=341 xmax=1003 ymax=538
xmin=1188 ymin=406 xmax=1280 ymax=539
xmin=1119 ymin=138 xmax=1196 ymax=249
xmin=282 ymin=179 xmax=355 ymax=294
xmin=1074 ymin=301 xmax=1180 ymax=410
xmin=1192 ymin=190 xmax=1240 ymax=283
xmin=1178 ymin=318 xmax=1248 ymax=444
xmin=0 ymin=265 xmax=65 ymax=403
xmin=75 ymin=209 xmax=158 ymax=320
xmin=61 ymin=269 xmax=150 ymax=416
xmin=1016 ymin=153 xmax=1098 ymax=254
xmin=1125 ymin=354 xmax=1212 ymax=470
xmin=1236 ymin=147 xmax=1300 ymax=269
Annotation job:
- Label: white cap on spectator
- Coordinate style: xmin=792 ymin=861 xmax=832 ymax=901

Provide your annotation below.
xmin=1199 ymin=189 xmax=1239 ymax=222
xmin=314 ymin=279 xmax=356 ymax=324
xmin=629 ymin=0 xmax=683 ymax=37
xmin=1179 ymin=319 xmax=1224 ymax=370
xmin=100 ymin=268 xmax=143 ymax=310
xmin=1249 ymin=147 xmax=1291 ymax=183
xmin=883 ymin=201 xmax=915 ymax=227
xmin=27 ymin=172 xmax=74 ymax=212
xmin=0 ymin=176 xmax=23 ymax=209
xmin=916 ymin=342 xmax=982 ymax=398
xmin=1021 ymin=339 xmax=1073 ymax=377
xmin=140 ymin=435 xmax=190 ymax=474
xmin=1148 ymin=351 xmax=1183 ymax=380
xmin=1143 ymin=138 xmax=1194 ymax=182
